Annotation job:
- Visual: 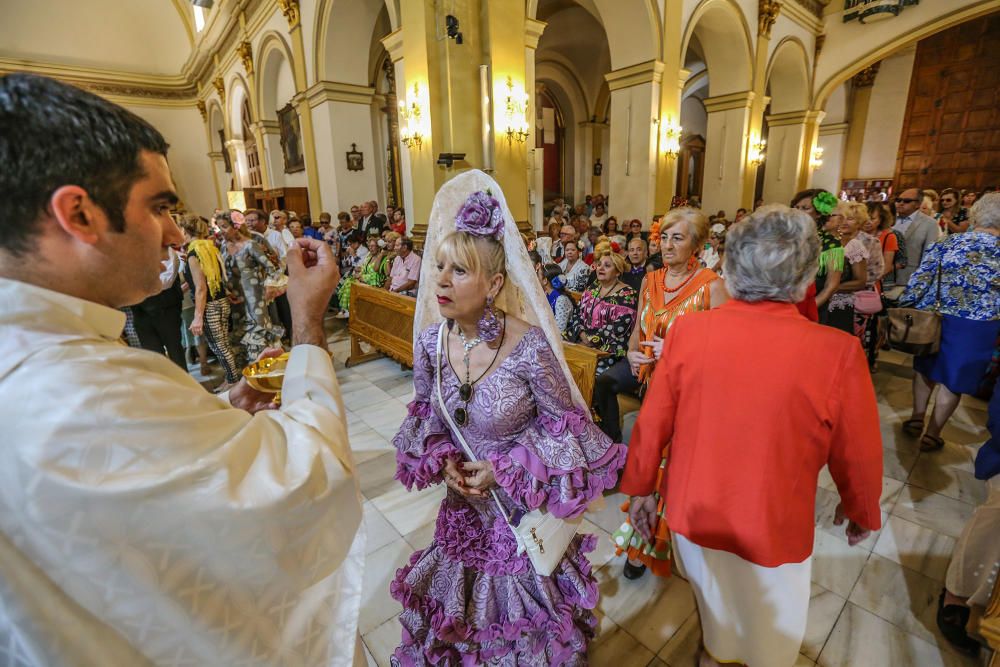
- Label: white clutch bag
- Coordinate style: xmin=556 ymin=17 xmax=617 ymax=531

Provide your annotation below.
xmin=434 ymin=322 xmax=579 ymax=576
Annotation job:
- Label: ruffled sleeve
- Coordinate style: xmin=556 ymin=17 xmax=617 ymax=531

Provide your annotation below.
xmin=392 ymin=326 xmax=462 ymax=490
xmin=488 ymin=329 xmax=626 ymax=519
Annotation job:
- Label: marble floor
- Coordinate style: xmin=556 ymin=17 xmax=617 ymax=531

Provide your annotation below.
xmin=258 ymin=318 xmax=992 ymax=667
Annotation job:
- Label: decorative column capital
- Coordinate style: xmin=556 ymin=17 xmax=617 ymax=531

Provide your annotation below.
xmin=525 ymin=19 xmax=547 ymax=49
xmin=277 ymin=0 xmax=300 ymax=29
xmin=381 ymin=29 xmax=404 ymax=64
xmin=852 ymin=62 xmax=881 ymax=88
xmin=196 ymin=100 xmax=207 ymax=122
xmin=212 ymin=76 xmax=225 ymax=102
xmin=237 ymin=41 xmax=254 ymax=76
xmin=703 ymin=90 xmax=756 ymax=113
xmin=605 ymin=60 xmax=665 ymax=91
xmin=758 ymin=0 xmax=782 ymax=38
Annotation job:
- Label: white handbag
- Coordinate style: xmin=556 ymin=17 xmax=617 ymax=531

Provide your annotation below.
xmin=434 ymin=322 xmax=580 ymax=576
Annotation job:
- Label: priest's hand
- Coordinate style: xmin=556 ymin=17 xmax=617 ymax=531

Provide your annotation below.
xmin=286 ymin=238 xmax=339 ymax=349
xmin=461 ymin=461 xmax=496 ymax=496
xmin=833 ymin=502 xmax=871 ymax=546
xmin=227 ymin=347 xmax=283 ymax=414
xmin=629 ymin=494 xmax=658 ymax=542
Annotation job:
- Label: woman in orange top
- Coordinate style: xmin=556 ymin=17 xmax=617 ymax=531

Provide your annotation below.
xmin=621 ymin=206 xmax=881 ymax=667
xmin=593 ymin=207 xmax=727 ymax=579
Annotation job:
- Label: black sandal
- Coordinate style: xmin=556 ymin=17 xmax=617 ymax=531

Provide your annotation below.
xmin=902 ymin=417 xmax=925 ymax=437
xmin=623 ymin=560 xmax=647 ymax=580
xmin=936 ymin=591 xmax=980 ymax=656
xmin=920 ymin=434 xmax=945 ymax=452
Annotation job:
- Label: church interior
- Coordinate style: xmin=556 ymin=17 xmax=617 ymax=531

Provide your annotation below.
xmin=2 ymin=0 xmax=999 ymax=665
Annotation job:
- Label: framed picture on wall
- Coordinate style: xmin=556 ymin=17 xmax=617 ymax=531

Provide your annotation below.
xmin=277 ymin=103 xmax=305 ymax=173
xmin=346 ymin=143 xmax=364 ymax=171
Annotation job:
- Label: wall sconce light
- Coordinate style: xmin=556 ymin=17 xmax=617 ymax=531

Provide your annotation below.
xmin=499 ymin=76 xmax=529 ymax=144
xmin=749 ymin=137 xmax=767 ymax=167
xmin=661 ymin=118 xmax=682 ymax=160
xmin=399 ymin=82 xmax=427 ymax=149
xmin=810 ymin=146 xmax=824 ymax=169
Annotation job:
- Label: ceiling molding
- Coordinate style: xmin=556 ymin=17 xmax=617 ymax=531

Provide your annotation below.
xmin=0 ymin=57 xmax=198 ymax=102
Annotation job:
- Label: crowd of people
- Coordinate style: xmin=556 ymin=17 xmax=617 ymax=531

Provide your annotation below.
xmin=2 ymin=72 xmax=998 ymax=667
xmin=121 ymin=198 xmax=423 ymax=391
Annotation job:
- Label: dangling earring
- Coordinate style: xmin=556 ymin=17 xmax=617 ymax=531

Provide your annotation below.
xmin=687 ymin=255 xmax=699 ymax=271
xmin=477 ymin=296 xmax=501 ymax=343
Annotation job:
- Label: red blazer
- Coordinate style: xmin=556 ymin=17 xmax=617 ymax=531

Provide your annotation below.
xmin=620 ymin=299 xmax=882 ymax=567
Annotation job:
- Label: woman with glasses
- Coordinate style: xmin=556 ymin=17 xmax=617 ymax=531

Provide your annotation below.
xmin=938 ymin=188 xmax=970 ymax=234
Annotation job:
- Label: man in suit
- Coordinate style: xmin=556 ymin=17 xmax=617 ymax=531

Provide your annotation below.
xmin=892 ymin=187 xmax=938 ymax=286
xmin=359 ymin=200 xmax=386 ymax=238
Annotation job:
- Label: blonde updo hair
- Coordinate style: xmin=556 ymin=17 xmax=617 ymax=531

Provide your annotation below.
xmin=436 ymin=231 xmax=507 ymax=281
xmin=592 ymin=240 xmax=627 ymax=275
xmin=660 ymin=207 xmax=710 ymax=248
xmin=179 ymin=215 xmax=209 ymax=240
xmin=834 ymin=201 xmax=870 ymax=224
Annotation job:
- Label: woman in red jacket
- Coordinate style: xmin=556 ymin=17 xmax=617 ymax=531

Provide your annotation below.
xmin=621 ymin=205 xmax=883 ymax=667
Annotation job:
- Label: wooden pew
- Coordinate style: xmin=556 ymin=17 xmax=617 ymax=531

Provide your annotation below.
xmin=347 ymin=282 xmax=603 ymax=403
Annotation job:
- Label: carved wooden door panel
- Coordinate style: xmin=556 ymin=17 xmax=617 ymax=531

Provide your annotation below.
xmin=894 ymin=13 xmax=1000 ymax=193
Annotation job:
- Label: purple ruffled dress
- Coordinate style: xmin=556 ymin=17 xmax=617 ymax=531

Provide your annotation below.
xmin=390 ymin=325 xmax=626 ymax=666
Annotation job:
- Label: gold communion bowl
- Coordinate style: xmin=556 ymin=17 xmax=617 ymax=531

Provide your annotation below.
xmin=242 ymin=353 xmax=290 ymax=398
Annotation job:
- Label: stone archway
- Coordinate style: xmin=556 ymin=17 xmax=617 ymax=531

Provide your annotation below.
xmin=680 ymin=0 xmax=755 ymax=215
xmin=760 ymin=38 xmax=813 ymax=206
xmin=257 ymin=32 xmax=301 ymax=188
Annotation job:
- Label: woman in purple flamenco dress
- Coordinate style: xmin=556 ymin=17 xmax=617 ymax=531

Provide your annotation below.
xmin=389 ymin=171 xmax=625 ymax=665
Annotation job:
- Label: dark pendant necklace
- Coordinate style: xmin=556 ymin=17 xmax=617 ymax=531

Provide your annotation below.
xmin=448 ymin=315 xmax=506 ymax=427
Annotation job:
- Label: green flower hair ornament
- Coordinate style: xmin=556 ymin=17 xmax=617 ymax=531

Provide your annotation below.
xmin=812 ymin=192 xmax=838 ymax=217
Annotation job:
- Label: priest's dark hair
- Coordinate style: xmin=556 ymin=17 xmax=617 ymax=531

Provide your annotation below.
xmin=0 ymin=73 xmax=169 ymax=255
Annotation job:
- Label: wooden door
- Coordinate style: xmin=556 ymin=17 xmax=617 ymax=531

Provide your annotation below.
xmin=677 ymin=135 xmax=705 ymax=199
xmin=894 ymin=13 xmax=1000 ymax=192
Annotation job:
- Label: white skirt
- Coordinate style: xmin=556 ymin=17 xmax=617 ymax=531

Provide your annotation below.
xmin=672 ymin=532 xmax=812 ymax=667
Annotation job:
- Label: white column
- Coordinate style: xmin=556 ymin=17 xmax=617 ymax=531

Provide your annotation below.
xmin=701 ymin=91 xmax=754 ymax=216
xmin=605 ymin=60 xmax=664 ymax=223
xmin=306 ymin=82 xmax=381 ymax=213
xmin=208 ymin=152 xmax=229 ymax=208
xmin=812 ymin=121 xmax=849 ymax=195
xmin=762 ymin=110 xmax=821 ymax=207
xmin=525 ymin=18 xmax=547 ymax=230
xmin=575 ymin=121 xmax=596 ymax=204
xmin=225 ymin=139 xmax=249 ymax=190
xmin=253 ymin=120 xmax=282 ymax=189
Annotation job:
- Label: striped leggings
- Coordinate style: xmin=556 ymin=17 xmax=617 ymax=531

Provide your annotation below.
xmin=204 ymin=299 xmax=240 ymax=384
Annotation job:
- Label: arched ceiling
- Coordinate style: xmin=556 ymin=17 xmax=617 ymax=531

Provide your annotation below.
xmin=535 ymin=3 xmax=611 ymax=115
xmin=0 ymin=0 xmax=193 ymax=77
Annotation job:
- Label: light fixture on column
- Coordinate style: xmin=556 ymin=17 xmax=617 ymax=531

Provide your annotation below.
xmin=810 ymin=146 xmax=824 ymax=169
xmin=500 ymin=76 xmax=529 ymax=144
xmin=661 ymin=118 xmax=682 ymax=160
xmin=749 ymin=137 xmax=767 ymax=167
xmin=398 ymin=82 xmax=426 ymax=149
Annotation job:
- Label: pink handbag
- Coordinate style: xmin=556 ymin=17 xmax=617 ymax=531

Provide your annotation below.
xmin=853 ymin=289 xmax=882 ymax=315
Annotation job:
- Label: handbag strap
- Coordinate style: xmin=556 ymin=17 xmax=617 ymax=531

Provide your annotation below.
xmin=434 ymin=322 xmax=517 ymax=527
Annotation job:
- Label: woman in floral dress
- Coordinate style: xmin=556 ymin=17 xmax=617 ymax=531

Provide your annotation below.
xmin=217 ymin=210 xmax=285 ymax=360
xmin=391 ymin=173 xmax=625 ymax=665
xmin=564 ymin=241 xmax=638 ymax=376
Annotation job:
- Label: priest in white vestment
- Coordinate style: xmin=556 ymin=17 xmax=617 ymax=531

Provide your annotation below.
xmin=0 ymin=73 xmax=365 ymax=667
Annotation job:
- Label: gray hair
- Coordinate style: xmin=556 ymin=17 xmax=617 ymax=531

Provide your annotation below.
xmin=723 ymin=205 xmax=820 ymax=303
xmin=970 ymin=192 xmax=1000 ymax=231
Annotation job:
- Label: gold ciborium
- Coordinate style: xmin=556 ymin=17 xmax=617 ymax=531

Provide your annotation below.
xmin=242 ymin=352 xmax=290 ymax=404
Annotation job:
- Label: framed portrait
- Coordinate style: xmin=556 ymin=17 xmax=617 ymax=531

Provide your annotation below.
xmin=346 ymin=143 xmax=364 ymax=172
xmin=277 ymin=103 xmax=305 ymax=173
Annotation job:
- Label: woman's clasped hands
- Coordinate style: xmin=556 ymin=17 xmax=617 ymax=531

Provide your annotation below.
xmin=443 ymin=458 xmax=496 ymax=497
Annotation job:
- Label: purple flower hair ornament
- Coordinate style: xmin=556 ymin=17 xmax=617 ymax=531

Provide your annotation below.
xmin=455 ymin=190 xmax=505 ymax=239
